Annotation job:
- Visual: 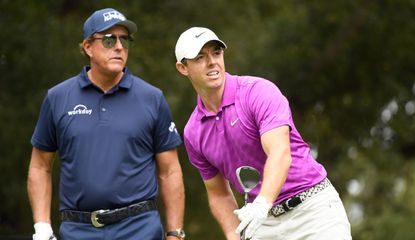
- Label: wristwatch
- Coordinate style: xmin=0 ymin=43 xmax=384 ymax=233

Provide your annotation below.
xmin=165 ymin=228 xmax=186 ymax=239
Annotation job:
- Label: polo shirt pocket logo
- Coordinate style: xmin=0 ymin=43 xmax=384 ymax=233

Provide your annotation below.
xmin=230 ymin=118 xmax=239 ymax=126
xmin=67 ymin=104 xmax=93 ymax=116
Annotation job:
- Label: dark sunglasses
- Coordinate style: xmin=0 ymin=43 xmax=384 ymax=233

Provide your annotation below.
xmin=92 ymin=34 xmax=133 ymax=49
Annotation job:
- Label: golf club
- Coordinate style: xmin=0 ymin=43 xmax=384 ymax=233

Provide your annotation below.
xmin=236 ymin=166 xmax=260 ymax=240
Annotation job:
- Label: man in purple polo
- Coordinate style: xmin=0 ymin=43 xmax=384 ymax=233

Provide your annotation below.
xmin=174 ymin=27 xmax=351 ymax=240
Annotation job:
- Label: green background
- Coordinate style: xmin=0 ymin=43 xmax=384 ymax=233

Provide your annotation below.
xmin=1 ymin=0 xmax=414 ymax=239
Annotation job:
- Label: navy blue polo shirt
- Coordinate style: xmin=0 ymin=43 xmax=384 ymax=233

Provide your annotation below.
xmin=31 ymin=66 xmax=182 ymax=211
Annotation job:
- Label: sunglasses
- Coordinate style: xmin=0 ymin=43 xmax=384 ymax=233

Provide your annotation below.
xmin=92 ymin=34 xmax=133 ymax=49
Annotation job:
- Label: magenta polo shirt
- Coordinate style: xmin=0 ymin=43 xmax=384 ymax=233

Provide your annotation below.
xmin=183 ymin=73 xmax=327 ymax=204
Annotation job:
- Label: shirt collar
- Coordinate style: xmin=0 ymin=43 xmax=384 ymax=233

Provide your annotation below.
xmin=78 ymin=66 xmax=133 ymax=90
xmin=195 ymin=72 xmax=237 ymax=120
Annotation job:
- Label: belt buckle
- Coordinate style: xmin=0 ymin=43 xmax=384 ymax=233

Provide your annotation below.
xmin=91 ymin=209 xmax=108 ymax=228
xmin=285 ymin=198 xmax=296 ymax=210
xmin=285 ymin=196 xmax=302 ymax=210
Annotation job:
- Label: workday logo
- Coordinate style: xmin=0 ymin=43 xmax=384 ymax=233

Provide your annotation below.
xmin=67 ymin=104 xmax=93 ymax=116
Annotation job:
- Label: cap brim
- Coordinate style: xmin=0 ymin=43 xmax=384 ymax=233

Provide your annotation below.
xmin=184 ymin=39 xmax=226 ymax=60
xmin=95 ymin=20 xmax=137 ymax=36
xmin=116 ymin=20 xmax=137 ymax=35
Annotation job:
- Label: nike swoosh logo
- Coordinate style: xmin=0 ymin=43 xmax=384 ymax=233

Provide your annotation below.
xmin=231 ymin=118 xmax=239 ymax=126
xmin=195 ymin=31 xmax=206 ymax=38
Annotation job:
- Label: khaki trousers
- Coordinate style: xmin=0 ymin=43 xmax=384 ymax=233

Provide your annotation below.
xmin=252 ymin=185 xmax=352 ymax=240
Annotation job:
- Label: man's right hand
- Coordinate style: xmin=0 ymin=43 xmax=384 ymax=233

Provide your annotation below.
xmin=33 ymin=222 xmax=57 ymax=240
xmin=234 ymin=196 xmax=272 ymax=239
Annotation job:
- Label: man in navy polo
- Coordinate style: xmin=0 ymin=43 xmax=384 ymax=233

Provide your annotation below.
xmin=28 ymin=8 xmax=185 ymax=239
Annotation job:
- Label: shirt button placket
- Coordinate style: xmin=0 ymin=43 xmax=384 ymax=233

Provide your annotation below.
xmin=215 ymin=115 xmax=223 ymax=132
xmin=99 ymin=96 xmax=109 ymax=122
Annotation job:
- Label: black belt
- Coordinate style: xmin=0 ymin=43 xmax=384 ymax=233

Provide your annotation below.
xmin=269 ymin=178 xmax=331 ymax=217
xmin=61 ymin=199 xmax=157 ymax=228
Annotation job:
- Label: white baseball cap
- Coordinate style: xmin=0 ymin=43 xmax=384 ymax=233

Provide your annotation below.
xmin=175 ymin=27 xmax=227 ymax=62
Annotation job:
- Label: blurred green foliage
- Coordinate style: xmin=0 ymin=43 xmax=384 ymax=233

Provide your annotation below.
xmin=0 ymin=0 xmax=414 ymax=239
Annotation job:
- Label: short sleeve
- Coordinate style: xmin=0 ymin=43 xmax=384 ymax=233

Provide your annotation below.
xmin=183 ymin=133 xmax=219 ymax=180
xmin=31 ymin=95 xmax=58 ymax=152
xmin=246 ymin=80 xmax=292 ymax=135
xmin=153 ymin=94 xmax=182 ymax=153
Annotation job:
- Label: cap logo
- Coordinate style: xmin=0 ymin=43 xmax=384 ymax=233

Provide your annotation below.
xmin=103 ymin=10 xmax=126 ymax=22
xmin=195 ymin=31 xmax=206 ymax=38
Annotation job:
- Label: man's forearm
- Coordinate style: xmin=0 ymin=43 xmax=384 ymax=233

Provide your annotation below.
xmin=209 ymin=193 xmax=240 ymax=240
xmin=159 ymin=167 xmax=185 ymax=231
xmin=27 ymin=148 xmax=55 ymax=223
xmin=28 ymin=166 xmax=53 ymax=223
xmin=258 ymin=126 xmax=292 ymax=203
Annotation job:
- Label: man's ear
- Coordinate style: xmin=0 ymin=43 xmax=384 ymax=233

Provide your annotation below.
xmin=175 ymin=62 xmax=188 ymax=76
xmin=83 ymin=39 xmax=93 ymax=58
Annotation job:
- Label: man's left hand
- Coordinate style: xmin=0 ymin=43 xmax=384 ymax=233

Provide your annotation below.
xmin=234 ymin=196 xmax=272 ymax=239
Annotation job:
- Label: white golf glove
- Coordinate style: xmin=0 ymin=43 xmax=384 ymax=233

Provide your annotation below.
xmin=33 ymin=222 xmax=57 ymax=240
xmin=234 ymin=196 xmax=272 ymax=239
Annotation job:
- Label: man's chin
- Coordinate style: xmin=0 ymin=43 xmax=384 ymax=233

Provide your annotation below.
xmin=107 ymin=64 xmax=126 ymax=73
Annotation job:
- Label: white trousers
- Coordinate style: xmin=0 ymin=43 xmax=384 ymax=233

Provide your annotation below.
xmin=252 ymin=185 xmax=352 ymax=240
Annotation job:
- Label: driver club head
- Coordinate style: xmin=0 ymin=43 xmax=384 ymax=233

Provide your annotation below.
xmin=236 ymin=166 xmax=260 ymax=204
xmin=236 ymin=166 xmax=260 ymax=240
